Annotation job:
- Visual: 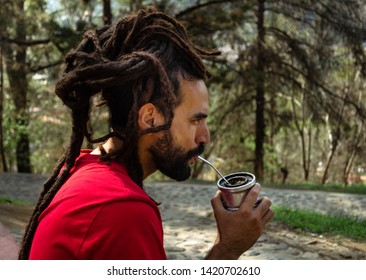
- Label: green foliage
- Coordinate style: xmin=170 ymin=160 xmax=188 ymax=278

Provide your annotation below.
xmin=27 ymin=78 xmax=71 ymax=174
xmin=2 ymin=95 xmax=19 ymax=170
xmin=273 ymin=205 xmax=366 ymax=240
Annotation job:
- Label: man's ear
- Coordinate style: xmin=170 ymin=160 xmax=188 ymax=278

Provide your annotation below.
xmin=138 ymin=103 xmax=162 ymax=130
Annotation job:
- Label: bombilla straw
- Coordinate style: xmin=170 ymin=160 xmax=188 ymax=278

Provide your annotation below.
xmin=197 ymin=156 xmax=231 ymax=186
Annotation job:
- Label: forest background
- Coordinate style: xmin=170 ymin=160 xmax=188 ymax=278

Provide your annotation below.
xmin=1 ymin=0 xmax=366 ymax=187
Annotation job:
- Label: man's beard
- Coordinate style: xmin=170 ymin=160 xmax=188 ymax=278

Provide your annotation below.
xmin=148 ymin=130 xmax=205 ymax=181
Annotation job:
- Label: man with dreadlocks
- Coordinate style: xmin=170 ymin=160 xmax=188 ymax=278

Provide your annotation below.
xmin=19 ymin=7 xmax=274 ymax=260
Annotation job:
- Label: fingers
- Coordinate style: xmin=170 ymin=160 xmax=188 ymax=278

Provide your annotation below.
xmin=209 ymin=181 xmax=275 ymax=260
xmin=252 ymin=194 xmax=274 ymax=225
xmin=262 ymin=207 xmax=275 ymax=223
xmin=212 ymin=183 xmax=274 ymax=223
xmin=255 ymin=196 xmax=272 ymax=214
xmin=239 ymin=183 xmax=261 ymax=211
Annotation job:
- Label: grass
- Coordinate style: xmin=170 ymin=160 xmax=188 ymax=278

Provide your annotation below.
xmin=262 ymin=181 xmax=366 ymax=240
xmin=264 ymin=182 xmax=366 ymax=195
xmin=273 ymin=205 xmax=366 ymax=240
xmin=0 ymin=197 xmax=32 ymax=205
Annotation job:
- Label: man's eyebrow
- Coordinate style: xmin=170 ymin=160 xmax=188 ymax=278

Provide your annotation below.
xmin=193 ymin=112 xmax=208 ymax=119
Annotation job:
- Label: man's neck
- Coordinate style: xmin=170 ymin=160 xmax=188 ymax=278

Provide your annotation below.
xmin=91 ymin=136 xmax=157 ymax=180
xmin=90 ymin=136 xmax=123 ymax=155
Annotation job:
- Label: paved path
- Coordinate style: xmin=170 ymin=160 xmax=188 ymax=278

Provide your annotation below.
xmin=0 ymin=173 xmax=365 ymax=259
xmin=145 ymin=182 xmax=366 ymax=260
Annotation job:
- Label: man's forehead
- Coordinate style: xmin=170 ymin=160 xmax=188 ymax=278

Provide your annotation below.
xmin=178 ymin=79 xmax=209 ymax=106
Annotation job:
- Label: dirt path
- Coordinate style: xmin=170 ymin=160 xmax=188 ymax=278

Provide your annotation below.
xmin=262 ymin=222 xmax=366 ymax=260
xmin=0 ymin=203 xmax=34 ymax=241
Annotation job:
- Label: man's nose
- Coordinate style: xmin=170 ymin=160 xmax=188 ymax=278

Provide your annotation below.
xmin=196 ymin=121 xmax=210 ymax=144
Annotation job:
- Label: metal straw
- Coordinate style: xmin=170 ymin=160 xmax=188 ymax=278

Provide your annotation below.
xmin=198 ymin=156 xmax=231 ymax=186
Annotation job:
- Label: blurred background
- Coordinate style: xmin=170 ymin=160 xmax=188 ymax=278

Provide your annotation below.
xmin=1 ymin=0 xmax=366 ymax=187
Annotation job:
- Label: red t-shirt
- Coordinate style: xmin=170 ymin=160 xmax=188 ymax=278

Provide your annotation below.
xmin=29 ymin=150 xmax=166 ymax=260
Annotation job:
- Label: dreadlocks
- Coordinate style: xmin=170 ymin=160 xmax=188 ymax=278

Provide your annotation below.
xmin=18 ymin=6 xmax=219 ymax=259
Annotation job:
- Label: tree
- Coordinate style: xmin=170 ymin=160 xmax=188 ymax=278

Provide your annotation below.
xmin=255 ymin=0 xmax=266 ymax=181
xmin=103 ymin=0 xmax=112 ymax=24
xmin=183 ymin=0 xmax=366 ymax=183
xmin=2 ymin=0 xmax=31 ymax=172
xmin=0 ymin=41 xmax=7 ymax=172
xmin=343 ymin=120 xmax=364 ymax=185
xmin=0 ymin=0 xmax=365 ymax=183
xmin=0 ymin=0 xmax=114 ymax=173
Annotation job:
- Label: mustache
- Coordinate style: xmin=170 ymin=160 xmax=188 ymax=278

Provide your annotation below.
xmin=185 ymin=143 xmax=205 ymax=161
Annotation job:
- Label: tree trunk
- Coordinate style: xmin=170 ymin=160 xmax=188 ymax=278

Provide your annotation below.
xmin=292 ymin=86 xmax=312 ymax=181
xmin=254 ymin=0 xmax=266 ymax=181
xmin=3 ymin=0 xmax=31 ymax=173
xmin=321 ymin=140 xmax=337 ymax=184
xmin=322 ymin=98 xmax=346 ymax=184
xmin=0 ymin=43 xmax=8 ymax=172
xmin=103 ymin=0 xmax=112 ymax=25
xmin=305 ymin=125 xmax=312 ymax=181
xmin=300 ymin=129 xmax=309 ymax=180
xmin=343 ymin=121 xmax=363 ymax=186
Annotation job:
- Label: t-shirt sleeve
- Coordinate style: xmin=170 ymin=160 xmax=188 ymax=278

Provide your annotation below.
xmin=77 ymin=200 xmax=166 ymax=259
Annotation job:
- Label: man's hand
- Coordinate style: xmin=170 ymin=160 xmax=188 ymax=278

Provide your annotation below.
xmin=205 ymin=184 xmax=274 ymax=260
